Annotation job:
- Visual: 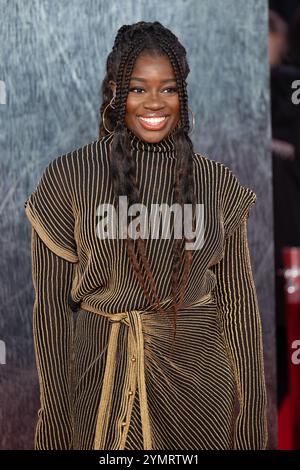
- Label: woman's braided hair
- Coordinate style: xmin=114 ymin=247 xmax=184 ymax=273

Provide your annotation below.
xmin=98 ymin=21 xmax=196 ymax=346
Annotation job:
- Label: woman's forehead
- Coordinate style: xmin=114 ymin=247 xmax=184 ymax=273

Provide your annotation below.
xmin=130 ymin=54 xmax=175 ymax=78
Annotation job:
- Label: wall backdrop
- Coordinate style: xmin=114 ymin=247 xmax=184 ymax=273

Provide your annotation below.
xmin=0 ymin=0 xmax=276 ymax=449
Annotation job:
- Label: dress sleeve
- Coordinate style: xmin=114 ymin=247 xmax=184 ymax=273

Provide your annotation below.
xmin=24 ymin=155 xmax=78 ymax=263
xmin=31 ymin=227 xmax=75 ymax=449
xmin=221 ymin=166 xmax=257 ymax=240
xmin=210 ymin=214 xmax=268 ymax=449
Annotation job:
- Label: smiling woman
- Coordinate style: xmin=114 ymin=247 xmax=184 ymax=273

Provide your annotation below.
xmin=112 ymin=54 xmax=181 ymax=140
xmin=25 ymin=20 xmax=268 ymax=450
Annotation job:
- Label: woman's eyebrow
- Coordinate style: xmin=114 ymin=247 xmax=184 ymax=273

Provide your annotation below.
xmin=130 ymin=77 xmax=177 ymax=83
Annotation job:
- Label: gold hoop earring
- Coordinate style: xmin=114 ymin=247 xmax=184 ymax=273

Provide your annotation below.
xmin=188 ymin=106 xmax=195 ymax=135
xmin=102 ymin=94 xmax=116 ymax=134
xmin=175 ymin=106 xmax=195 ymax=135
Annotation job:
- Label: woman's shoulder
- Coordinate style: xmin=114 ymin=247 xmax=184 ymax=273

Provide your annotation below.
xmin=193 ymin=149 xmax=256 ymax=209
xmin=193 ymin=152 xmax=257 ymax=237
xmin=193 ymin=152 xmax=256 ymax=197
xmin=193 ymin=151 xmax=233 ymax=176
xmin=41 ymin=134 xmax=114 ymax=180
xmin=63 ymin=133 xmax=114 ymax=163
xmin=193 ymin=152 xmax=238 ymax=190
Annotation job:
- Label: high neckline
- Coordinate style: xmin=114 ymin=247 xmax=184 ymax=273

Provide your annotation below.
xmin=127 ymin=128 xmax=176 ymax=155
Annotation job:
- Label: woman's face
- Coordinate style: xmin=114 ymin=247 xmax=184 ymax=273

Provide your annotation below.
xmin=110 ymin=53 xmax=180 ymax=143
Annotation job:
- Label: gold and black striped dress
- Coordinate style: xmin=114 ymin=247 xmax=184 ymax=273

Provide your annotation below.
xmin=24 ymin=129 xmax=268 ymax=450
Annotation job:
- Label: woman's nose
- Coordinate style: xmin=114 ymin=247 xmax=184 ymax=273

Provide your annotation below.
xmin=143 ymin=94 xmax=166 ymax=109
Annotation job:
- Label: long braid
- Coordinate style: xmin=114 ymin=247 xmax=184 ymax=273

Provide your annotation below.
xmin=157 ymin=37 xmax=196 ymax=341
xmin=122 ymin=42 xmax=169 ymax=316
xmin=112 ymin=38 xmax=168 ymax=321
xmin=119 ymin=41 xmax=166 ymax=319
xmin=98 ymin=22 xmax=197 ymax=348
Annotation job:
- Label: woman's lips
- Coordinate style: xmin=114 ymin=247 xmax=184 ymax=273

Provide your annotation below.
xmin=138 ymin=116 xmax=169 ymax=131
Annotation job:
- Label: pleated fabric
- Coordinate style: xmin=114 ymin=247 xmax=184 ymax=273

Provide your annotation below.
xmin=25 ymin=128 xmax=268 ymax=450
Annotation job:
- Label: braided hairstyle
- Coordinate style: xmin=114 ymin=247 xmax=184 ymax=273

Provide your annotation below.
xmin=98 ymin=21 xmax=196 ymax=347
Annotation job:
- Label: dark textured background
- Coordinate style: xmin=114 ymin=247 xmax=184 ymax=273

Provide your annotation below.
xmin=0 ymin=0 xmax=276 ymax=449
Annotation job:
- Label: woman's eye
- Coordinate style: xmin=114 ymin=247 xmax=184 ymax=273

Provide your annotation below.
xmin=129 ymin=87 xmax=178 ymax=94
xmin=163 ymin=87 xmax=178 ymax=93
xmin=129 ymin=87 xmax=144 ymax=93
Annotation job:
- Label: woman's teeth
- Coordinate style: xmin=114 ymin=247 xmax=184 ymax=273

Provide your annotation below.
xmin=139 ymin=117 xmax=166 ymax=124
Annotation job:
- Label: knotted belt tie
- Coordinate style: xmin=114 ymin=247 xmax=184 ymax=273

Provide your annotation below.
xmin=90 ymin=292 xmax=213 ymax=450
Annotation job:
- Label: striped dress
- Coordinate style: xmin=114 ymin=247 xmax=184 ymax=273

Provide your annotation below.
xmin=24 ymin=129 xmax=268 ymax=450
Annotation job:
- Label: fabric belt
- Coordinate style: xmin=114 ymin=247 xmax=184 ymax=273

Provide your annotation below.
xmin=79 ymin=292 xmax=213 ymax=450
